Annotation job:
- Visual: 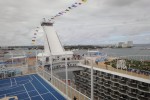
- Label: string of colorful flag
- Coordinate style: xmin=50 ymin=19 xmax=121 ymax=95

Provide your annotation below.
xmin=49 ymin=0 xmax=87 ymax=22
xmin=32 ymin=27 xmax=39 ymax=44
xmin=32 ymin=0 xmax=87 ymax=44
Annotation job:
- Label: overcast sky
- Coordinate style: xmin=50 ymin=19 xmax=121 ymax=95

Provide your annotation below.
xmin=0 ymin=0 xmax=150 ymax=46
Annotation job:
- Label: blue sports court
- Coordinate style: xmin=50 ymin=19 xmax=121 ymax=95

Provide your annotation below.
xmin=0 ymin=74 xmax=66 ymax=100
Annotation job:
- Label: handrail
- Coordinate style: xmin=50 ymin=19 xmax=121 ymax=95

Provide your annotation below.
xmin=37 ymin=68 xmax=90 ymax=100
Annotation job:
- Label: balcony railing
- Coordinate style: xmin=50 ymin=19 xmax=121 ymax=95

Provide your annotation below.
xmin=127 ymin=91 xmax=137 ymax=97
xmin=111 ymin=85 xmax=118 ymax=90
xmin=127 ymin=82 xmax=137 ymax=88
xmin=138 ymin=85 xmax=149 ymax=92
xmin=119 ymin=79 xmax=127 ymax=84
xmin=110 ymin=92 xmax=118 ymax=99
xmin=138 ymin=95 xmax=149 ymax=100
xmin=119 ymin=97 xmax=127 ymax=100
xmin=104 ymin=83 xmax=110 ymax=87
xmin=111 ymin=77 xmax=119 ymax=82
xmin=79 ymin=58 xmax=150 ymax=80
xmin=104 ymin=75 xmax=110 ymax=80
xmin=119 ymin=88 xmax=126 ymax=94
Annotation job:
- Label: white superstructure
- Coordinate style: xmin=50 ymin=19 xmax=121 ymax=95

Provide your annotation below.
xmin=42 ymin=22 xmax=64 ymax=56
xmin=38 ymin=21 xmax=73 ymax=60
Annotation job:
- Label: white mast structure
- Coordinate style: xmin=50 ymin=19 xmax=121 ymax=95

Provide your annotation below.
xmin=38 ymin=19 xmax=73 ymax=99
xmin=38 ymin=19 xmax=73 ymax=60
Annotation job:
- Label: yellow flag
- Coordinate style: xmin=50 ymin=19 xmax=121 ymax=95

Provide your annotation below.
xmin=81 ymin=0 xmax=87 ymax=3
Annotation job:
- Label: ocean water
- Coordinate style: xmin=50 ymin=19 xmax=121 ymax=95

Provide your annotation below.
xmin=1 ymin=44 xmax=150 ymax=60
xmin=102 ymin=47 xmax=150 ymax=57
xmin=73 ymin=44 xmax=150 ymax=57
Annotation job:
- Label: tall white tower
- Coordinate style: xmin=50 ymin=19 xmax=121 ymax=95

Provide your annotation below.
xmin=40 ymin=21 xmax=73 ymax=57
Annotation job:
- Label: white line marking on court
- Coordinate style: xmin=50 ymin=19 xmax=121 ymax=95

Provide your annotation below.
xmin=0 ymin=89 xmax=36 ymax=98
xmin=8 ymin=89 xmax=35 ymax=96
xmin=0 ymin=78 xmax=29 ymax=85
xmin=0 ymin=83 xmax=24 ymax=91
xmin=29 ymin=75 xmax=33 ymax=81
xmin=33 ymin=75 xmax=59 ymax=100
xmin=0 ymin=84 xmax=22 ymax=91
xmin=10 ymin=78 xmax=12 ymax=86
xmin=0 ymin=78 xmax=11 ymax=81
xmin=14 ymin=78 xmax=17 ymax=85
xmin=0 ymin=79 xmax=33 ymax=91
xmin=0 ymin=90 xmax=25 ymax=97
xmin=19 ymin=92 xmax=50 ymax=100
xmin=0 ymin=83 xmax=10 ymax=86
xmin=30 ymin=92 xmax=49 ymax=98
xmin=29 ymin=80 xmax=45 ymax=100
xmin=23 ymin=84 xmax=31 ymax=100
xmin=0 ymin=79 xmax=29 ymax=87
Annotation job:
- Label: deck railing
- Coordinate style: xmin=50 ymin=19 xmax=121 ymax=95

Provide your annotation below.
xmin=37 ymin=68 xmax=90 ymax=100
xmin=79 ymin=58 xmax=150 ymax=80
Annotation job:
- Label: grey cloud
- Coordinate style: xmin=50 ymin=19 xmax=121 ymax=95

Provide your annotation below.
xmin=0 ymin=0 xmax=150 ymax=46
xmin=104 ymin=0 xmax=138 ymax=7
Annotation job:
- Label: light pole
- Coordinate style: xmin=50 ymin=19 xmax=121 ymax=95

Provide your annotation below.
xmin=49 ymin=54 xmax=53 ymax=83
xmin=65 ymin=54 xmax=68 ymax=99
xmin=35 ymin=50 xmax=38 ymax=73
xmin=87 ymin=58 xmax=94 ymax=100
xmin=91 ymin=59 xmax=94 ymax=100
xmin=10 ymin=51 xmax=14 ymax=67
xmin=41 ymin=50 xmax=44 ymax=76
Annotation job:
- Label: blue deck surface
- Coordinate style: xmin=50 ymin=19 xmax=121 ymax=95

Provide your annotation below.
xmin=0 ymin=74 xmax=66 ymax=100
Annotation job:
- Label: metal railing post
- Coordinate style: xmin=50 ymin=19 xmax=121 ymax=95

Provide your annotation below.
xmin=11 ymin=51 xmax=14 ymax=67
xmin=35 ymin=50 xmax=38 ymax=73
xmin=91 ymin=59 xmax=94 ymax=100
xmin=65 ymin=54 xmax=68 ymax=99
xmin=50 ymin=55 xmax=53 ymax=83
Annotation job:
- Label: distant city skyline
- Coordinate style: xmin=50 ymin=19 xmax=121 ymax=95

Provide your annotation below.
xmin=0 ymin=0 xmax=150 ymax=46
